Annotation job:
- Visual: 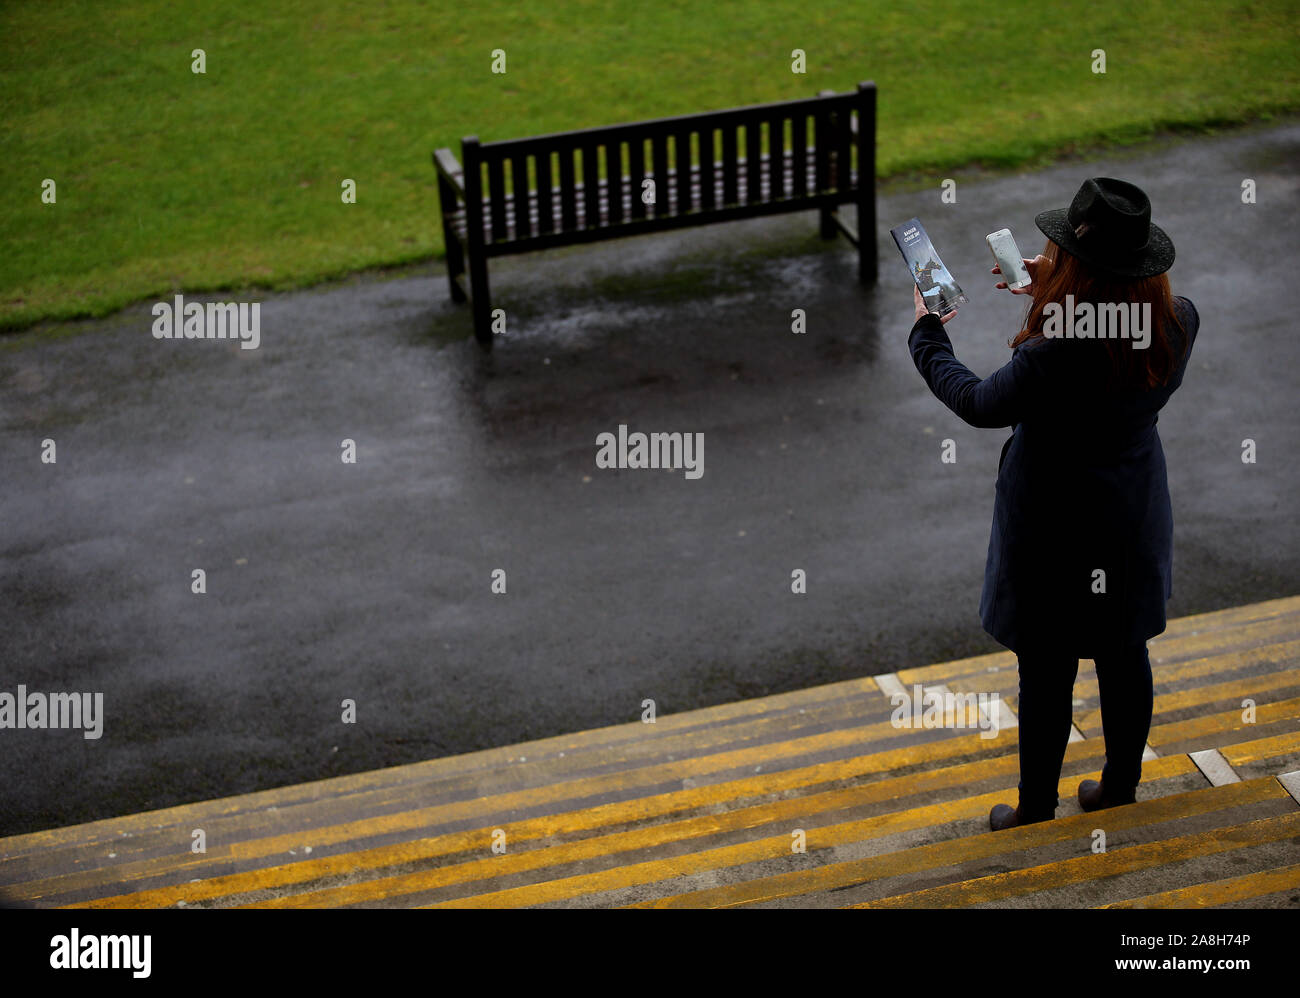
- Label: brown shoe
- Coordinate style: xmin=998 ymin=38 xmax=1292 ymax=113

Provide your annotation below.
xmin=1078 ymin=779 xmax=1137 ymax=812
xmin=989 ymin=803 xmax=1053 ymax=831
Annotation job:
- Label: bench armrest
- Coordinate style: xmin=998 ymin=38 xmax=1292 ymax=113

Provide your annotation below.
xmin=433 ymin=148 xmax=465 ymax=201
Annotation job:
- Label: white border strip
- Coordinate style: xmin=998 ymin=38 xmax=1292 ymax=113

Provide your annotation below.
xmin=873 ymin=673 xmax=907 ymax=700
xmin=1278 ymin=771 xmax=1300 ymax=806
xmin=1189 ymin=748 xmax=1241 ymax=786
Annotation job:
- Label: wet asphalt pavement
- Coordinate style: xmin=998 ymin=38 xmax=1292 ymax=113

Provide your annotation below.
xmin=2 ymin=122 xmax=1297 ymax=836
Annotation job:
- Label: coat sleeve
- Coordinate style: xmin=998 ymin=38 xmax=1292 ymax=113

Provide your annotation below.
xmin=907 ymin=313 xmax=1054 ymax=429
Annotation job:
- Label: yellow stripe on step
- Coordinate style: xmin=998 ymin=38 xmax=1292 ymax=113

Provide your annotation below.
xmin=899 ymin=605 xmax=1300 ymax=686
xmin=1099 ymin=860 xmax=1300 ymax=908
xmin=853 ymin=811 xmax=1300 ymax=908
xmin=1218 ymin=730 xmax=1300 ymax=767
xmin=2 ymin=677 xmax=915 ymax=856
xmin=0 ymin=712 xmax=939 ymax=873
xmin=62 ymin=726 xmax=1019 ymax=907
xmin=937 ymin=639 xmax=1300 ymax=705
xmin=1079 ymin=669 xmax=1300 ymax=731
xmin=631 ymin=774 xmax=1275 ymax=910
xmin=49 ymin=698 xmax=1288 ymax=906
xmin=1148 ymin=697 xmax=1300 ymax=747
xmin=1154 ymin=596 xmax=1300 ymax=638
xmin=420 ymin=757 xmax=1196 ymax=910
xmin=235 ymin=753 xmax=1033 ymax=909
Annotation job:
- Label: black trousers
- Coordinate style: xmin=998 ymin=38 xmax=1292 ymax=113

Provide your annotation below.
xmin=1014 ymin=641 xmax=1154 ymax=818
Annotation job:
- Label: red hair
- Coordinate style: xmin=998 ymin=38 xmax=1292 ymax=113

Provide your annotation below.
xmin=1010 ymin=240 xmax=1187 ymax=390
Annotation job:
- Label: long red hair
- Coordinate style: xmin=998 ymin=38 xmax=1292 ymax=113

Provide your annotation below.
xmin=1010 ymin=240 xmax=1187 ymax=390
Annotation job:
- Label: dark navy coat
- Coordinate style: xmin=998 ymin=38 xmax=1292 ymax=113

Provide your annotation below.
xmin=908 ymin=297 xmax=1199 ymax=655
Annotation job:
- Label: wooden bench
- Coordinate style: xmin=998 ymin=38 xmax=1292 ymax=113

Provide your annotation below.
xmin=434 ymin=81 xmax=877 ymax=349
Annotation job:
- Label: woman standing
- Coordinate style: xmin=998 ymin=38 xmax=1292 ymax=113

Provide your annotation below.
xmin=907 ymin=178 xmax=1199 ymax=831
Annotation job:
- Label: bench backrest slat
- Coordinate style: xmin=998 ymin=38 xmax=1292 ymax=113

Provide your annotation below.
xmin=559 ymin=147 xmax=577 ymax=232
xmin=744 ymin=120 xmax=762 ymax=205
xmin=629 ymin=137 xmax=647 ymax=220
xmin=581 ymin=143 xmax=600 ymax=229
xmin=629 ymin=135 xmax=650 ymax=219
xmin=511 ymin=153 xmax=530 ymax=240
xmin=486 ymin=152 xmax=508 ymax=241
xmin=790 ymin=112 xmax=808 ymax=197
xmin=536 ymin=147 xmax=554 ymax=235
xmin=607 ymin=140 xmax=624 ymax=225
xmin=834 ymin=107 xmax=853 ymax=193
xmin=765 ymin=114 xmax=781 ymax=202
xmin=698 ymin=126 xmax=715 ymax=210
xmin=720 ymin=124 xmax=738 ymax=206
xmin=813 ymin=106 xmax=831 ymax=196
xmin=676 ymin=128 xmax=686 ymax=214
xmin=650 ymin=132 xmax=669 ymax=219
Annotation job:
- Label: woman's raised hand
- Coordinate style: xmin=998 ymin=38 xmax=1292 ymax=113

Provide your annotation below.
xmin=992 ymin=254 xmax=1048 ymax=295
xmin=913 ymin=285 xmax=957 ymax=325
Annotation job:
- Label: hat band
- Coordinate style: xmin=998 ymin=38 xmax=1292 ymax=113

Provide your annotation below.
xmin=1069 ymin=217 xmax=1150 ymax=256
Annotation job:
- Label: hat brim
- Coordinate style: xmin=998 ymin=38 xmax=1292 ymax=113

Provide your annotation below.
xmin=1035 ymin=208 xmax=1175 ymax=278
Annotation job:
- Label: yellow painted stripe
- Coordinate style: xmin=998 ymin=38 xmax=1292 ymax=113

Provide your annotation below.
xmin=1153 ymin=596 xmax=1300 ymax=636
xmin=49 ymin=725 xmax=1019 ymax=906
xmin=1079 ymin=669 xmax=1300 ymax=732
xmin=1153 ymin=632 xmax=1300 ymax=668
xmin=0 ymin=672 xmax=955 ymax=866
xmin=1148 ymin=696 xmax=1300 ymax=747
xmin=899 ymin=608 xmax=1300 ymax=686
xmin=7 ymin=711 xmax=1003 ymax=883
xmin=2 ymin=678 xmax=906 ymax=855
xmin=1145 ymin=639 xmax=1297 ymax=687
xmin=899 ymin=651 xmax=1014 ymax=685
xmin=854 ymin=811 xmax=1300 ymax=908
xmin=1218 ymin=730 xmax=1300 ymax=767
xmin=1150 ymin=615 xmax=1300 ymax=662
xmin=11 ymin=598 xmax=1295 ymax=858
xmin=420 ymin=757 xmax=1197 ymax=910
xmin=10 ymin=597 xmax=1296 ymax=897
xmin=234 ymin=753 xmax=1034 ymax=910
xmin=0 ymin=679 xmax=889 ymax=858
xmin=1100 ymin=861 xmax=1300 ymax=908
xmin=938 ymin=639 xmax=1300 ymax=706
xmin=73 ymin=726 xmax=1209 ymax=910
xmin=28 ymin=693 xmax=1296 ymax=902
xmin=6 ymin=713 xmax=909 ymax=868
xmin=629 ymin=775 xmax=1279 ymax=910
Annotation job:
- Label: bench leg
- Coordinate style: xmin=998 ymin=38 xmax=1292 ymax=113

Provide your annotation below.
xmin=468 ymin=254 xmax=493 ymax=350
xmin=445 ymin=235 xmax=467 ymax=303
xmin=819 ymin=206 xmax=837 ymax=240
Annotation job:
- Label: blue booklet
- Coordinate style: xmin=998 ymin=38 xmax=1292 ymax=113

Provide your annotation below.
xmin=891 ymin=217 xmax=968 ymax=317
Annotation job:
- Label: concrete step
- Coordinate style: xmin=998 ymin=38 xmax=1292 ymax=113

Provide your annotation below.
xmin=2 ymin=595 xmax=1296 ymax=909
xmin=19 ymin=688 xmax=1298 ymax=908
xmin=635 ymin=777 xmax=1300 ymax=909
xmin=1100 ymin=859 xmax=1300 ymax=909
xmin=847 ymin=800 xmax=1300 ymax=909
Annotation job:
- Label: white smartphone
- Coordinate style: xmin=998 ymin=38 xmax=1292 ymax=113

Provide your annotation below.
xmin=986 ymin=228 xmax=1032 ymax=290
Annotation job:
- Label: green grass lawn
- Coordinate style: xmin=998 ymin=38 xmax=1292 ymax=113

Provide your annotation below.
xmin=2 ymin=0 xmax=1297 ymax=331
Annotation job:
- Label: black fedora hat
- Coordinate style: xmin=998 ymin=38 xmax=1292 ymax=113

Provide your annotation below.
xmin=1035 ymin=177 xmax=1174 ymax=278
